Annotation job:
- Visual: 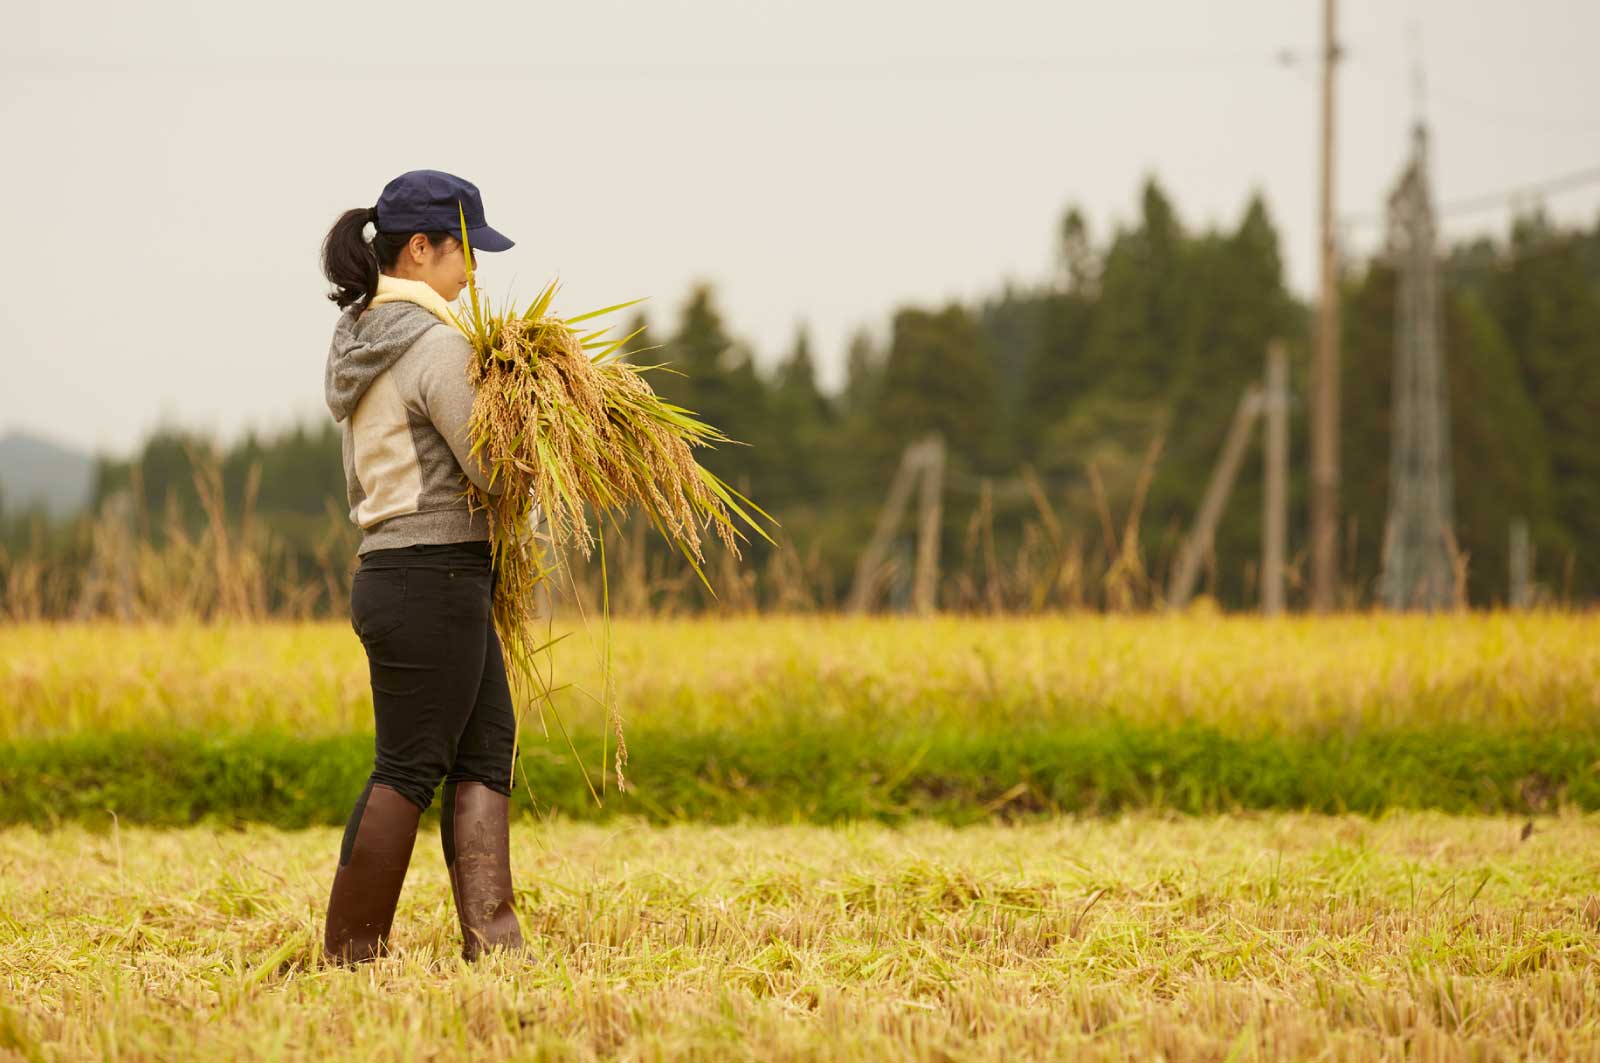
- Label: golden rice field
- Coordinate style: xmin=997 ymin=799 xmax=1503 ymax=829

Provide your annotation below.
xmin=3 ymin=812 xmax=1600 ymax=1061
xmin=4 ymin=612 xmax=1598 ymax=738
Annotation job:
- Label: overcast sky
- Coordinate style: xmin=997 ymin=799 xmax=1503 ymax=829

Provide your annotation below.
xmin=5 ymin=0 xmax=1599 ymax=457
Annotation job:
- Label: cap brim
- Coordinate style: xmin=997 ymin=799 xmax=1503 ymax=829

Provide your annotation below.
xmin=463 ymin=224 xmax=514 ymax=253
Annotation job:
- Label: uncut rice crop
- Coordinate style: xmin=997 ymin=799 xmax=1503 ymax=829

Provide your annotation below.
xmin=5 ymin=614 xmax=1594 ymax=741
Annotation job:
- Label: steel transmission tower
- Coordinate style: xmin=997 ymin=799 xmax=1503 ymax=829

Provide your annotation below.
xmin=1380 ymin=123 xmax=1456 ymax=610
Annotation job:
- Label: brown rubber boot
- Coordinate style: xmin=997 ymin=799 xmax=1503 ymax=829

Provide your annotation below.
xmin=324 ymin=781 xmax=422 ymax=965
xmin=442 ymin=780 xmax=525 ymax=961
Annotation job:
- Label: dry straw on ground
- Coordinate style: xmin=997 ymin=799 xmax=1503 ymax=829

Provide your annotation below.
xmin=4 ymin=812 xmax=1599 ymax=1061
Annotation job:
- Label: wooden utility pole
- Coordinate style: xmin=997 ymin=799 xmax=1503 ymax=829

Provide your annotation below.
xmin=912 ymin=434 xmax=945 ymax=614
xmin=1262 ymin=341 xmax=1289 ymax=616
xmin=1310 ymin=0 xmax=1342 ymax=612
xmin=1509 ymin=518 xmax=1531 ymax=609
xmin=847 ymin=434 xmax=945 ymax=614
xmin=1169 ymin=385 xmax=1264 ymax=610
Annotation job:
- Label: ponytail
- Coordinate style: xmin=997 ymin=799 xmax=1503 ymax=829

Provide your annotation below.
xmin=321 ymin=206 xmax=459 ymax=312
xmin=322 ymin=206 xmax=380 ymax=311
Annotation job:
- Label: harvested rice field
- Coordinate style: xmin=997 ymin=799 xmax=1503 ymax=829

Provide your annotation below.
xmin=3 ymin=813 xmax=1600 ymax=1061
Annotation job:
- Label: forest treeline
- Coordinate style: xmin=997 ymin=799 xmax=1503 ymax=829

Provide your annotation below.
xmin=5 ymin=178 xmax=1598 ymax=614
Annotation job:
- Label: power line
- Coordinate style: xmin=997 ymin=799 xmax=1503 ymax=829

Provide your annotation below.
xmin=1427 ymin=85 xmax=1600 ymax=137
xmin=1433 ymin=165 xmax=1600 ymax=219
xmin=5 ymin=49 xmax=1302 ymax=82
xmin=1342 ymin=163 xmax=1600 ymax=228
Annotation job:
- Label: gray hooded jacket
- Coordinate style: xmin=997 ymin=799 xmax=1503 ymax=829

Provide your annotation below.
xmin=324 ymin=301 xmax=501 ymax=554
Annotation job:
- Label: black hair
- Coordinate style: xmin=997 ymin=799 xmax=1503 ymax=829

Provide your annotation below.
xmin=321 ymin=206 xmax=457 ymax=311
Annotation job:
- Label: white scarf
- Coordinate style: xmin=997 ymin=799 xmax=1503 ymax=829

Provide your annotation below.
xmin=366 ymin=273 xmax=465 ymax=334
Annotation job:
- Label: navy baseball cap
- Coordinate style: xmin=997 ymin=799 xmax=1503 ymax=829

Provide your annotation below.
xmin=373 ymin=169 xmax=514 ymax=252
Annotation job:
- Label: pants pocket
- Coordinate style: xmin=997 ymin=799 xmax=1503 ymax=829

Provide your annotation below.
xmin=350 ymin=568 xmax=409 ymax=642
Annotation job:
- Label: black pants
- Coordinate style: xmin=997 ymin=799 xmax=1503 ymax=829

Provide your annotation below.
xmin=346 ymin=539 xmax=517 ymax=813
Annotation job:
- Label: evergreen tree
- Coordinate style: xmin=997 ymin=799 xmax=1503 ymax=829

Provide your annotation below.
xmin=977 ymin=285 xmax=1042 ymax=472
xmin=1445 ymin=290 xmax=1561 ymax=603
xmin=841 ymin=328 xmax=884 ymax=417
xmin=1019 ymin=206 xmax=1100 ymax=458
xmin=767 ymin=325 xmax=833 ymax=508
xmin=1149 ymin=193 xmax=1301 ymax=603
xmin=654 ymin=283 xmax=772 ymax=492
xmin=1339 ymin=261 xmax=1399 ymax=602
xmin=875 ymin=304 xmax=996 ymax=467
xmin=1086 ymin=179 xmax=1189 ymax=403
xmin=1484 ymin=214 xmax=1600 ymax=596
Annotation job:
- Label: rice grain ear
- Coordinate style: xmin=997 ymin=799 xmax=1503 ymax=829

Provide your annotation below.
xmin=462 ymin=277 xmax=778 ymax=806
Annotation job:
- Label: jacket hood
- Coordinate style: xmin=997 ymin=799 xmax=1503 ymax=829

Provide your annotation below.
xmin=324 ymin=301 xmax=441 ymax=422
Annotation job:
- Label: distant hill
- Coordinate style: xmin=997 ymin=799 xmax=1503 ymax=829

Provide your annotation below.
xmin=0 ymin=430 xmax=96 ymax=519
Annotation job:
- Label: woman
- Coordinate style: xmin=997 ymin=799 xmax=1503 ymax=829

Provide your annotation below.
xmin=319 ymin=169 xmax=523 ymax=965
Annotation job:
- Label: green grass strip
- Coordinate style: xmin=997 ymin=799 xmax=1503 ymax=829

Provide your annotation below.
xmin=3 ymin=724 xmax=1597 ymax=829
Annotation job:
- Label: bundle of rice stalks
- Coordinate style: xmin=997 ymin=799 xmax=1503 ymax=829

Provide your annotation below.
xmin=450 ymin=207 xmax=774 ymax=799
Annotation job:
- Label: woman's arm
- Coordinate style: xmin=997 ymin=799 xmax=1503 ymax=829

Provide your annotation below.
xmin=409 ymin=327 xmax=504 ymax=496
